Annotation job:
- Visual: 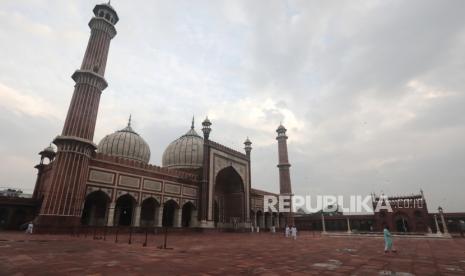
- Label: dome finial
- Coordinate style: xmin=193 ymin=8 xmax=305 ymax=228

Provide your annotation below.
xmin=191 ymin=115 xmax=195 ymax=129
xmin=128 ymin=114 xmax=132 ymax=127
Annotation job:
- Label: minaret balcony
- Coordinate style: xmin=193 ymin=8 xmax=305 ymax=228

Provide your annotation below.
xmin=71 ymin=70 xmax=108 ymax=91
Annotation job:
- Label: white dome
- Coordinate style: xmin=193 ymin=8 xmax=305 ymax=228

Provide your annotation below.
xmin=162 ymin=121 xmax=203 ymax=169
xmin=97 ymin=119 xmax=151 ymax=163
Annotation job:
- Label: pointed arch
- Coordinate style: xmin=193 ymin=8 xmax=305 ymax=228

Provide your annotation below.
xmin=81 ymin=190 xmax=110 ymax=226
xmin=393 ymin=211 xmax=410 ymax=232
xmin=256 ymin=210 xmax=264 ymax=228
xmin=214 ymin=166 xmax=246 ymax=227
xmin=114 ymin=194 xmax=136 ymax=226
xmin=181 ymin=201 xmax=197 ymax=228
xmin=140 ymin=197 xmax=160 ymax=227
xmin=162 ymin=199 xmax=180 ymax=227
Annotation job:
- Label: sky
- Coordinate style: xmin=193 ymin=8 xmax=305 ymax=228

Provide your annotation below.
xmin=1 ymin=0 xmax=464 ymax=212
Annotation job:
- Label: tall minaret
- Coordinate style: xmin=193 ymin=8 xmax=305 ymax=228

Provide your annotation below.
xmin=37 ymin=3 xmax=118 ymax=228
xmin=276 ymin=124 xmax=294 ymax=225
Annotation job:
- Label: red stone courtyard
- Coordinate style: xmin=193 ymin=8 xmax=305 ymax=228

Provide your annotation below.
xmin=1 ymin=231 xmax=464 ymax=275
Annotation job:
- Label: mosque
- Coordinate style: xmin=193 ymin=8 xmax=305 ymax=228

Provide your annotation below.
xmin=31 ymin=3 xmax=292 ymax=231
xmin=1 ymin=3 xmax=463 ymax=235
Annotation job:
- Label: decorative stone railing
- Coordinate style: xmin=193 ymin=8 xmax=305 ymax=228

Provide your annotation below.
xmin=207 ymin=140 xmax=247 ymax=160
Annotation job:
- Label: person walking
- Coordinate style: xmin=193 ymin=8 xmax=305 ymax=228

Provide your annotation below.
xmin=25 ymin=222 xmax=33 ymax=234
xmin=291 ymin=225 xmax=297 ymax=240
xmin=285 ymin=225 xmax=290 ymax=237
xmin=383 ymin=225 xmax=396 ymax=253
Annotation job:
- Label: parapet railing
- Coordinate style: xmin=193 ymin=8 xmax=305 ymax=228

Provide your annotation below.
xmin=93 ymin=153 xmax=200 ymax=181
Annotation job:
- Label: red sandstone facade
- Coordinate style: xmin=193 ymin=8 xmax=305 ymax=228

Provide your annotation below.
xmin=3 ymin=3 xmax=463 ymax=236
xmin=293 ymin=192 xmax=465 ymax=235
xmin=371 ymin=193 xmax=430 ymax=232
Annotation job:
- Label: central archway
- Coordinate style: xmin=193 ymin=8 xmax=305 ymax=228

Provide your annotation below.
xmin=394 ymin=212 xmax=410 ymax=232
xmin=214 ymin=166 xmax=245 ymax=227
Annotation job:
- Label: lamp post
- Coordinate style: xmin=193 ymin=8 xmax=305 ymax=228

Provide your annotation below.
xmin=438 ymin=206 xmax=451 ymax=237
xmin=321 ymin=213 xmax=327 ymax=234
xmin=434 ymin=214 xmax=442 ymax=236
xmin=346 ymin=217 xmax=351 ymax=234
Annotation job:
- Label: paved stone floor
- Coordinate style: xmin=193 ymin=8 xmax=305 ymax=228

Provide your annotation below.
xmin=1 ymin=231 xmax=464 ymax=275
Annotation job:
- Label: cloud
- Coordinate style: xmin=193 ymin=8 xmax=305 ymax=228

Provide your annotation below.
xmin=208 ymin=96 xmax=306 ymax=146
xmin=0 ymin=83 xmax=61 ymax=119
xmin=0 ymin=10 xmax=52 ymax=37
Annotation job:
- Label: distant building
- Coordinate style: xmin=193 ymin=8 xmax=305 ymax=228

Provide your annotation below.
xmin=295 ymin=192 xmax=465 ymax=234
xmin=0 ymin=189 xmax=23 ymax=198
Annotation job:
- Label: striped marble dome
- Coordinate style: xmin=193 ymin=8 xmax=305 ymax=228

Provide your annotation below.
xmin=162 ymin=119 xmax=203 ymax=169
xmin=97 ymin=117 xmax=151 ymax=163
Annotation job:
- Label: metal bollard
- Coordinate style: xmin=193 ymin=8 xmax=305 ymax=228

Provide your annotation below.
xmin=143 ymin=229 xmax=148 ymax=247
xmin=128 ymin=227 xmax=132 ymax=244
xmin=163 ymin=227 xmax=168 ymax=249
xmin=115 ymin=228 xmax=119 ymax=243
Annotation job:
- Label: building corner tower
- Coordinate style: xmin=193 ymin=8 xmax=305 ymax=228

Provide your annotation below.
xmin=276 ymin=124 xmax=294 ymax=226
xmin=37 ymin=3 xmax=118 ymax=228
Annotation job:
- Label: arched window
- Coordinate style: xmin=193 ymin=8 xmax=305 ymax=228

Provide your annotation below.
xmin=162 ymin=200 xmax=179 ymax=227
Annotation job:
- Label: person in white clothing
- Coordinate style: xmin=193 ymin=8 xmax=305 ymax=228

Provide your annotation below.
xmin=285 ymin=225 xmax=290 ymax=237
xmin=26 ymin=222 xmax=33 ymax=234
xmin=291 ymin=225 xmax=297 ymax=240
